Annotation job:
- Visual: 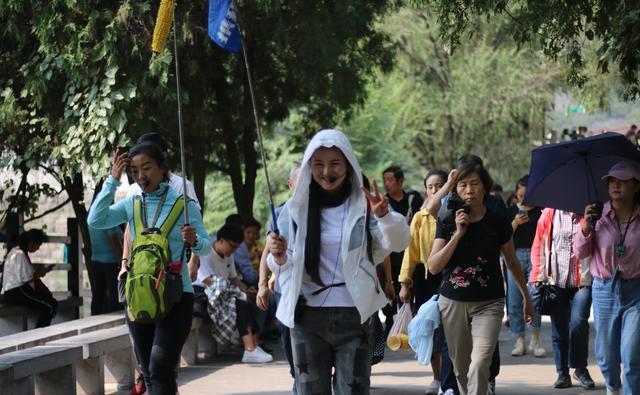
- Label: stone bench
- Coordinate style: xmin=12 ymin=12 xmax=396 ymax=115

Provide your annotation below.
xmin=0 ymin=344 xmax=83 ymax=395
xmin=180 ymin=316 xmax=217 ymax=366
xmin=47 ymin=326 xmax=134 ymax=395
xmin=0 ymin=312 xmax=125 ymax=355
xmin=0 ymin=294 xmax=83 ymax=335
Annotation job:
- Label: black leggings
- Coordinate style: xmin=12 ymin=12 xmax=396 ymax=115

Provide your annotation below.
xmin=127 ymin=292 xmax=194 ymax=395
xmin=4 ymin=280 xmax=58 ymax=328
xmin=236 ymin=298 xmax=258 ymax=337
xmin=91 ymin=262 xmax=120 ymax=315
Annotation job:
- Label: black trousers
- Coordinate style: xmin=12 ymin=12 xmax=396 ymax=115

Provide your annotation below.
xmin=91 ymin=262 xmax=120 ymax=315
xmin=236 ymin=298 xmax=258 ymax=337
xmin=126 ymin=292 xmax=194 ymax=395
xmin=4 ymin=280 xmax=58 ymax=328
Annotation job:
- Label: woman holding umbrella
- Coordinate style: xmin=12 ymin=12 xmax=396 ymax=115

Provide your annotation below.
xmin=575 ymin=161 xmax=640 ymax=395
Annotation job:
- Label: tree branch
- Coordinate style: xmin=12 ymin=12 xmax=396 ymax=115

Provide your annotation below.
xmin=24 ymin=197 xmax=71 ymax=223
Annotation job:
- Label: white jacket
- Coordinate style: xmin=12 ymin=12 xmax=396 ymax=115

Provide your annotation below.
xmin=268 ymin=129 xmax=410 ymax=328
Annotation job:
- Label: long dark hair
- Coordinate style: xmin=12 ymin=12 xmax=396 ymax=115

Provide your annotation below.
xmin=304 ymin=168 xmax=353 ymax=286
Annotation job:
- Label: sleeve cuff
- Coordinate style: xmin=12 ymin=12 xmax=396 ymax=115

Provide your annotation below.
xmin=106 ymin=175 xmax=122 ymax=189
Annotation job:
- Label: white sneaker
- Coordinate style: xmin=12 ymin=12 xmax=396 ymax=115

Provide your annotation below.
xmin=426 ymin=379 xmax=440 ymax=395
xmin=606 ymin=389 xmax=620 ymax=395
xmin=511 ymin=336 xmax=525 ymax=356
xmin=528 ymin=332 xmax=547 ymax=358
xmin=442 ymin=389 xmax=456 ymax=395
xmin=242 ymin=348 xmax=273 ymax=363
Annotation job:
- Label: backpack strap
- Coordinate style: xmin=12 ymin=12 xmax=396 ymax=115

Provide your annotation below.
xmin=407 ymin=193 xmax=415 ymax=219
xmin=159 ymin=195 xmax=186 ymax=237
xmin=133 ymin=197 xmax=144 ymax=238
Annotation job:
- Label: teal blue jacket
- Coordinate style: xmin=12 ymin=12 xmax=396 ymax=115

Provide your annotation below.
xmin=87 ymin=176 xmax=211 ymax=293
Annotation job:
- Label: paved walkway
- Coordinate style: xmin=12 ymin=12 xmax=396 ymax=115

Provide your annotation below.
xmin=140 ymin=317 xmax=607 ymax=395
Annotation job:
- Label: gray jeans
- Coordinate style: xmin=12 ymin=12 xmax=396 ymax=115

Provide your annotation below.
xmin=291 ymin=306 xmax=373 ymax=395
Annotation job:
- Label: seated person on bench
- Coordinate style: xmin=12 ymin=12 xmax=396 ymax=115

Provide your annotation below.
xmin=1 ymin=229 xmax=57 ymax=328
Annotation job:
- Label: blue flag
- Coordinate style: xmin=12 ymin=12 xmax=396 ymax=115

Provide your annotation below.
xmin=208 ymin=0 xmax=242 ymax=53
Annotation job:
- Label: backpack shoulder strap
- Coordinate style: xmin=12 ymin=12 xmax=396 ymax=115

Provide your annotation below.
xmin=407 ymin=193 xmax=414 ymax=217
xmin=159 ymin=195 xmax=185 ymax=236
xmin=133 ymin=196 xmax=144 ymax=238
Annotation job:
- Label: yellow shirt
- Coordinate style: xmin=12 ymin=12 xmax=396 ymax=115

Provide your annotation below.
xmin=399 ymin=209 xmax=437 ymax=286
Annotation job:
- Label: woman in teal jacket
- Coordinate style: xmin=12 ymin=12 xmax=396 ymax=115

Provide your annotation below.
xmin=88 ymin=141 xmax=210 ymax=395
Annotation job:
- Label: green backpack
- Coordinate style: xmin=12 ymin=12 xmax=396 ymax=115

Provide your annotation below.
xmin=125 ymin=193 xmax=185 ymax=322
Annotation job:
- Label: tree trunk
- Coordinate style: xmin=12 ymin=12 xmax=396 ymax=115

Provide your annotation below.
xmin=63 ymin=172 xmax=96 ymax=293
xmin=191 ymin=139 xmax=206 ymax=213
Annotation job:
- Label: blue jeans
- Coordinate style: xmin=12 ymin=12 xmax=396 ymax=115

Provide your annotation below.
xmin=592 ymin=276 xmax=640 ymax=394
xmin=549 ymin=286 xmax=591 ymax=375
xmin=507 ymin=249 xmax=541 ymax=337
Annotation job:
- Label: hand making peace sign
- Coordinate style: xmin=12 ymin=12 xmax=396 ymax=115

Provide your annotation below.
xmin=361 ymin=179 xmax=390 ymax=218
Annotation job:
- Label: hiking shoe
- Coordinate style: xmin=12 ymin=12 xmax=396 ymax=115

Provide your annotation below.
xmin=425 ymin=379 xmax=440 ymax=395
xmin=528 ymin=332 xmax=547 ymax=358
xmin=242 ymin=348 xmax=273 ymax=363
xmin=131 ymin=369 xmax=146 ymax=395
xmin=553 ymin=373 xmax=572 ymax=388
xmin=511 ymin=336 xmax=525 ymax=356
xmin=573 ymin=369 xmax=595 ymax=389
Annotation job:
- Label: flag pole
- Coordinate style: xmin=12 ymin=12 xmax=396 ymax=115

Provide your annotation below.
xmin=172 ymin=14 xmax=192 ymax=260
xmin=236 ymin=19 xmax=279 ymax=234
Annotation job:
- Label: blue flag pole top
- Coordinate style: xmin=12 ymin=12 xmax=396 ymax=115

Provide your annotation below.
xmin=208 ymin=0 xmax=280 ymax=235
xmin=208 ymin=0 xmax=242 ymax=53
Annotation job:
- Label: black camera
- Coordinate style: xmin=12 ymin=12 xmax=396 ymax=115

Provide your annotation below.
xmin=590 ymin=201 xmax=603 ymax=226
xmin=447 ymin=192 xmax=471 ymax=214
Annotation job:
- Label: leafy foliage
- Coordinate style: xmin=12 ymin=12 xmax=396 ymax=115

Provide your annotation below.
xmin=341 ymin=8 xmax=560 ymax=186
xmin=411 ymin=0 xmax=640 ymax=99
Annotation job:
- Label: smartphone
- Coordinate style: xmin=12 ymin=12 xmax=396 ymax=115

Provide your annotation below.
xmin=517 ymin=209 xmax=528 ymax=216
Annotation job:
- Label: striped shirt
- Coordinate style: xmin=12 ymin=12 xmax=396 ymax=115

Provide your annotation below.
xmin=551 ymin=211 xmax=580 ymax=288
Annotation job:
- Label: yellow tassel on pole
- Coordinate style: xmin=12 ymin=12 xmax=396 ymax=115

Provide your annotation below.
xmin=152 ymin=0 xmax=175 ymax=53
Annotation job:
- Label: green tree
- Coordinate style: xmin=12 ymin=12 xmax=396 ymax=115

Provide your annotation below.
xmin=412 ymin=0 xmax=640 ymax=98
xmin=342 ymin=8 xmax=561 ymax=186
xmin=1 ymin=1 xmax=397 ymax=283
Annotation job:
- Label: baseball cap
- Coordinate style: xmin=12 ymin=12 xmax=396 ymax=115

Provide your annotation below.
xmin=602 ymin=161 xmax=640 ymax=182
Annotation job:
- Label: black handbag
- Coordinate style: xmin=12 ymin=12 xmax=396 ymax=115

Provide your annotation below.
xmin=528 ymin=282 xmax=559 ymax=316
xmin=528 ymin=214 xmax=559 ymax=316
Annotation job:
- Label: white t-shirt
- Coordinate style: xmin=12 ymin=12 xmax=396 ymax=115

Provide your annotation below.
xmin=127 ymin=172 xmax=201 ymax=210
xmin=193 ymin=248 xmax=238 ymax=287
xmin=1 ymin=248 xmax=35 ymax=293
xmin=302 ymin=201 xmax=355 ymax=307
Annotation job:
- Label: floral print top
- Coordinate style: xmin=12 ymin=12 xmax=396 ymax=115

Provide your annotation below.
xmin=435 ymin=208 xmax=512 ymax=301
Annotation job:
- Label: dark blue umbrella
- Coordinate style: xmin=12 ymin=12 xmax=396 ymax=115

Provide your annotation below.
xmin=524 ymin=132 xmax=640 ymax=214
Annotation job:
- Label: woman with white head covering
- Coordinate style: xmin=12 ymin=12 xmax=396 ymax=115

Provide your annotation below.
xmin=266 ymin=129 xmax=410 ymax=394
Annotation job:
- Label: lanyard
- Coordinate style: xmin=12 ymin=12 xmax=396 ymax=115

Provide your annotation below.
xmin=614 ymin=207 xmax=635 ymax=258
xmin=141 ymin=189 xmax=168 ymax=229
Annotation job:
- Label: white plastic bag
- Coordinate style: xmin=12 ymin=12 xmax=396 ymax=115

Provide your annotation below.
xmin=386 ymin=303 xmax=413 ymax=351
